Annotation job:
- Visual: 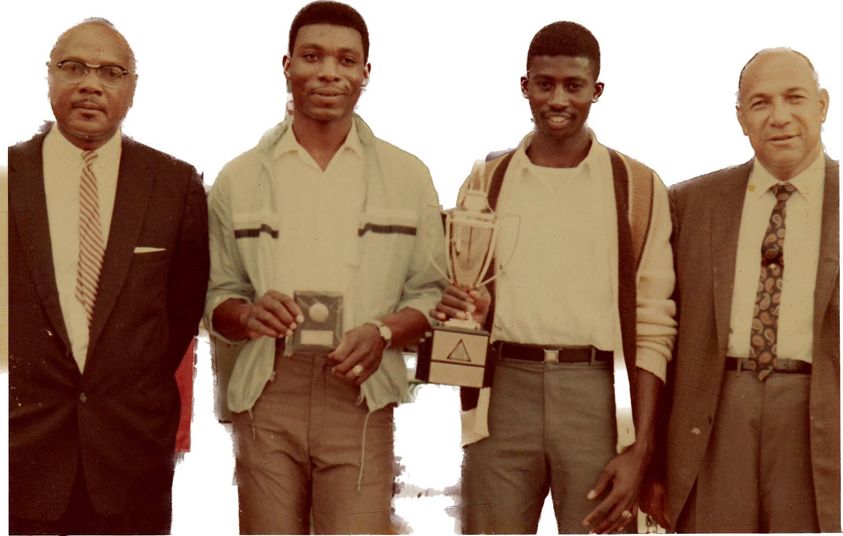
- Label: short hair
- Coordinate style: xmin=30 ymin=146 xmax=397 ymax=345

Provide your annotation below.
xmin=737 ymin=47 xmax=820 ymax=104
xmin=527 ymin=21 xmax=600 ymax=78
xmin=288 ymin=1 xmax=369 ymax=62
xmin=50 ymin=17 xmax=137 ymax=72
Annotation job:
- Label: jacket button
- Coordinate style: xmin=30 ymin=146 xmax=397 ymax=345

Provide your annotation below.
xmin=79 ymin=392 xmax=87 ymax=403
xmin=691 ymin=427 xmax=701 ymax=435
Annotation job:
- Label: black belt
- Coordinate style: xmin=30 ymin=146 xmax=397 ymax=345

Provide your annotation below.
xmin=725 ymin=356 xmax=812 ymax=374
xmin=492 ymin=341 xmax=611 ymax=363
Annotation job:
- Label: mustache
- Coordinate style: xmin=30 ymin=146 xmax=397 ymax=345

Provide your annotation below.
xmin=71 ymin=98 xmax=106 ymax=111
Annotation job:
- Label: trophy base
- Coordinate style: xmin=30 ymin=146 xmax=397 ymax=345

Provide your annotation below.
xmin=444 ymin=317 xmax=480 ymax=330
xmin=416 ymin=323 xmax=493 ymax=388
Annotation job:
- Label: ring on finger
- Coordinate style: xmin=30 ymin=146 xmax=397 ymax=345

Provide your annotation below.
xmin=351 ymin=364 xmax=365 ymax=377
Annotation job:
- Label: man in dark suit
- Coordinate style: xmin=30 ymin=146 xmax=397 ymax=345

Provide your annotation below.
xmin=8 ymin=18 xmax=209 ymax=534
xmin=643 ymin=48 xmax=838 ymax=532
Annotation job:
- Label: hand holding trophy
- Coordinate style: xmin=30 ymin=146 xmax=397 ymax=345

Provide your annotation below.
xmin=417 ymin=189 xmax=499 ymax=388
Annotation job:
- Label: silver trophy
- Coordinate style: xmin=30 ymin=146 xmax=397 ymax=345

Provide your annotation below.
xmin=417 ymin=189 xmax=499 ymax=388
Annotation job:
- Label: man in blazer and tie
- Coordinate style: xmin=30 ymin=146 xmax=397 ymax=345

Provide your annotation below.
xmin=8 ymin=18 xmax=209 ymax=534
xmin=643 ymin=48 xmax=838 ymax=532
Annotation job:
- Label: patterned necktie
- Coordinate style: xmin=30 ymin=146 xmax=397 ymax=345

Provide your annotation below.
xmin=749 ymin=181 xmax=796 ymax=380
xmin=75 ymin=150 xmax=105 ymax=327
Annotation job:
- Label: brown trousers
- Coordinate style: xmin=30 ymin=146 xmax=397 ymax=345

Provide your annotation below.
xmin=678 ymin=369 xmax=819 ymax=533
xmin=232 ymin=353 xmax=395 ymax=534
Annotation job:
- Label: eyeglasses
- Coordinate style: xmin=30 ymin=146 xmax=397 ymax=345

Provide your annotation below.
xmin=49 ymin=60 xmax=133 ymax=87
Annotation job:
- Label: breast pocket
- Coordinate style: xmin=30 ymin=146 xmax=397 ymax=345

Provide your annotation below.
xmin=125 ymin=248 xmax=171 ymax=309
xmin=231 ymin=211 xmax=280 ymax=276
xmin=232 ymin=211 xmax=280 ymax=241
xmin=131 ymin=248 xmax=169 ymax=264
xmin=358 ymin=208 xmax=420 ymax=282
xmin=359 ymin=208 xmax=418 ymax=238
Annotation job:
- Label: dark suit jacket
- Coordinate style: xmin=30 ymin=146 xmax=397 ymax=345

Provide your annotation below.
xmin=663 ymin=158 xmax=840 ymax=531
xmin=8 ymin=129 xmax=210 ymax=520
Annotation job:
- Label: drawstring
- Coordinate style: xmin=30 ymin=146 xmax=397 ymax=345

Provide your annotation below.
xmin=248 ymin=408 xmax=256 ymax=440
xmin=356 ymin=411 xmax=372 ymax=491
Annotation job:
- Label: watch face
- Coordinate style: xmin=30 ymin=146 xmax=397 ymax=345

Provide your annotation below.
xmin=370 ymin=320 xmax=391 ymax=346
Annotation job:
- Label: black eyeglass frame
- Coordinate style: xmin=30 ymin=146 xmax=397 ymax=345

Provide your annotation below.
xmin=48 ymin=60 xmax=133 ymax=86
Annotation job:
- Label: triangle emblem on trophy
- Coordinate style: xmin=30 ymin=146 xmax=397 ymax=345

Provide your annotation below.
xmin=446 ymin=339 xmax=472 ymax=362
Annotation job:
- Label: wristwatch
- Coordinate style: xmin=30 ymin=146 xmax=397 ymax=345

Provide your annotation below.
xmin=366 ymin=318 xmax=392 ymax=349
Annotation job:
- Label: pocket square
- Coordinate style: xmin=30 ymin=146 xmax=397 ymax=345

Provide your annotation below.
xmin=134 ymin=246 xmax=166 ymax=253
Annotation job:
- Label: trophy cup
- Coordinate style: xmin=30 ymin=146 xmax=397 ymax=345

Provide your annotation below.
xmin=416 ymin=189 xmax=499 ymax=388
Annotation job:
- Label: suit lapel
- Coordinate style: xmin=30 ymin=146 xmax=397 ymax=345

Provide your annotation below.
xmin=813 ymin=158 xmax=839 ymax=338
xmin=86 ymin=138 xmax=154 ymax=359
xmin=9 ymin=133 xmax=73 ymax=353
xmin=710 ymin=161 xmax=752 ymax=355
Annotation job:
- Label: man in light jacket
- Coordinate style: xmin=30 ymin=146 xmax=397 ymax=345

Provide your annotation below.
xmin=204 ymin=2 xmax=445 ymax=533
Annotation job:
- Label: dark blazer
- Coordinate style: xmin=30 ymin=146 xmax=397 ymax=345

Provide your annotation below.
xmin=663 ymin=158 xmax=840 ymax=531
xmin=8 ymin=129 xmax=210 ymax=520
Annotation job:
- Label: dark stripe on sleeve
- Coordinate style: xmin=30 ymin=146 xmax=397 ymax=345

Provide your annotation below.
xmin=234 ymin=224 xmax=279 ymax=239
xmin=358 ymin=223 xmax=417 ymax=237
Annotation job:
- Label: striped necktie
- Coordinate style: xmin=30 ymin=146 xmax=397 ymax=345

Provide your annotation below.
xmin=749 ymin=181 xmax=796 ymax=380
xmin=75 ymin=150 xmax=105 ymax=327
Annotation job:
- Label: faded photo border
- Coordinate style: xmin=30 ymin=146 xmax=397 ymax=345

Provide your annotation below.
xmin=2 ymin=0 xmax=840 ymax=534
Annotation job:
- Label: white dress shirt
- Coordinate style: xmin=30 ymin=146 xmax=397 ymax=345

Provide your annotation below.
xmin=492 ymin=135 xmax=617 ymax=350
xmin=43 ymin=124 xmax=122 ymax=372
xmin=727 ymin=152 xmax=825 ymax=362
xmin=271 ymin=122 xmax=365 ymax=330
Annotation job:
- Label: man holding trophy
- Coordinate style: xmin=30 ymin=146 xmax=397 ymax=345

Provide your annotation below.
xmin=433 ymin=21 xmax=676 ymax=534
xmin=204 ymin=2 xmax=444 ymax=533
xmin=416 ymin=188 xmax=499 ymax=388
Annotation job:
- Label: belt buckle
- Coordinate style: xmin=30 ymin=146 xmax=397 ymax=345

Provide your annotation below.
xmin=544 ymin=348 xmax=559 ymax=363
xmin=736 ymin=358 xmax=757 ymax=375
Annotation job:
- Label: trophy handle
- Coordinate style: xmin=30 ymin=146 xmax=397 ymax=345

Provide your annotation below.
xmin=473 ymin=211 xmax=521 ymax=289
xmin=471 ymin=220 xmax=499 ymax=288
xmin=421 ymin=203 xmax=452 ymax=282
xmin=447 ymin=210 xmax=498 ymax=289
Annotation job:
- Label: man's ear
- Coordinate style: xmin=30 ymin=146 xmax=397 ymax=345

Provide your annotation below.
xmin=736 ymin=105 xmax=749 ymax=136
xmin=520 ymin=75 xmax=529 ymax=99
xmin=592 ymin=81 xmax=605 ymax=102
xmin=819 ymin=88 xmax=830 ymax=123
xmin=127 ymin=74 xmax=138 ymax=109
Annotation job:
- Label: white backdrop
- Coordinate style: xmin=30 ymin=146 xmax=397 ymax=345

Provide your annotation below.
xmin=2 ymin=0 xmax=840 ymax=200
xmin=2 ymin=0 xmax=840 ymax=534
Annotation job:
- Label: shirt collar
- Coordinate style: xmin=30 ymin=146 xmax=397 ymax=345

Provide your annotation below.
xmin=747 ymin=151 xmax=825 ymax=201
xmin=45 ymin=123 xmax=122 ymax=165
xmin=516 ymin=127 xmax=601 ymax=179
xmin=273 ymin=120 xmax=363 ymax=162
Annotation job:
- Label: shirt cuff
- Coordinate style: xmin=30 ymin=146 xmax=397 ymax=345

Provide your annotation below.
xmin=635 ymin=347 xmax=667 ymax=382
xmin=396 ymin=296 xmax=439 ymax=326
xmin=205 ymin=292 xmax=251 ymax=345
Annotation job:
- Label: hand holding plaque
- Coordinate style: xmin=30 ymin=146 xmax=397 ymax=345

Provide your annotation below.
xmin=417 ymin=189 xmax=499 ymax=388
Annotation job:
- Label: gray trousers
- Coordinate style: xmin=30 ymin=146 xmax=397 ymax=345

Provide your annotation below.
xmin=678 ymin=369 xmax=818 ymax=533
xmin=461 ymin=357 xmax=619 ymax=534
